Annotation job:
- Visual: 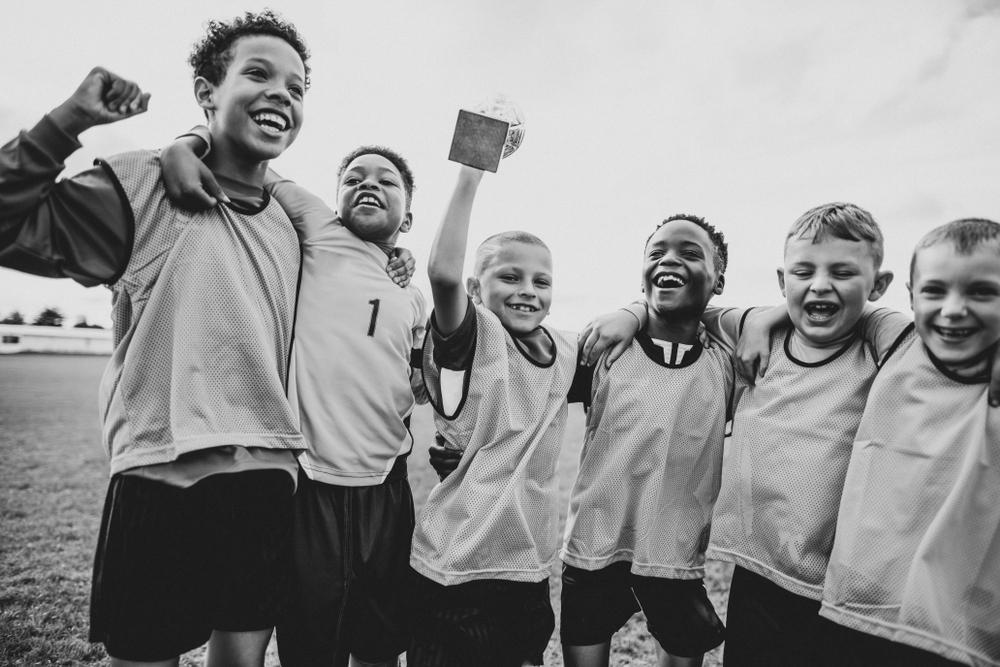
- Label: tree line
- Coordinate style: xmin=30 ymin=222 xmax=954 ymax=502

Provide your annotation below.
xmin=0 ymin=308 xmax=104 ymax=329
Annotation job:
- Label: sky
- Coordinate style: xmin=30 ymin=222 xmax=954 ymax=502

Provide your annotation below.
xmin=1 ymin=0 xmax=998 ymax=331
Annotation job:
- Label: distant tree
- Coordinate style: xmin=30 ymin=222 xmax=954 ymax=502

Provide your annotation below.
xmin=73 ymin=317 xmax=104 ymax=329
xmin=1 ymin=311 xmax=25 ymax=325
xmin=32 ymin=307 xmax=65 ymax=327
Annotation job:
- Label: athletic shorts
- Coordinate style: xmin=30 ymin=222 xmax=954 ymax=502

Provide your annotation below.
xmin=815 ymin=617 xmax=966 ymax=667
xmin=89 ymin=469 xmax=294 ymax=662
xmin=723 ymin=565 xmax=822 ymax=667
xmin=276 ymin=466 xmax=415 ymax=665
xmin=407 ymin=571 xmax=555 ymax=667
xmin=560 ymin=562 xmax=725 ymax=656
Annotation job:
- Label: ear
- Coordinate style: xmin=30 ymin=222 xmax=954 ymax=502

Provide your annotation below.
xmin=713 ymin=273 xmax=726 ymax=296
xmin=869 ymin=270 xmax=894 ymax=301
xmin=907 ymin=281 xmax=914 ymax=312
xmin=193 ymin=76 xmax=216 ymax=114
xmin=466 ymin=276 xmax=482 ymax=303
xmin=399 ymin=212 xmax=413 ymax=234
xmin=776 ymin=267 xmax=786 ymax=297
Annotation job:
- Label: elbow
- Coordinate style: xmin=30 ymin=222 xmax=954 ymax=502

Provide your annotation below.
xmin=427 ymin=265 xmax=464 ymax=291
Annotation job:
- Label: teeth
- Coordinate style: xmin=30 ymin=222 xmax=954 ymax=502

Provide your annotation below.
xmin=251 ymin=112 xmax=288 ymax=132
xmin=653 ymin=273 xmax=686 ymax=288
xmin=935 ymin=326 xmax=974 ymax=339
xmin=356 ymin=195 xmax=383 ymax=208
xmin=509 ymin=304 xmax=536 ymax=312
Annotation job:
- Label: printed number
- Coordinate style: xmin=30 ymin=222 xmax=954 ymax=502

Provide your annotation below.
xmin=367 ymin=298 xmax=381 ymax=336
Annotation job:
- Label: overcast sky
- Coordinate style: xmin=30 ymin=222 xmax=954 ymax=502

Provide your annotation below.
xmin=1 ymin=0 xmax=998 ymax=330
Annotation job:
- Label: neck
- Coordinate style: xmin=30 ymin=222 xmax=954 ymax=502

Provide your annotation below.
xmin=204 ymin=140 xmax=268 ymax=189
xmin=646 ymin=310 xmax=701 ymax=344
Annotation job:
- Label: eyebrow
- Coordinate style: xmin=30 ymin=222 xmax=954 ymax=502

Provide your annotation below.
xmin=243 ymin=57 xmax=305 ymax=83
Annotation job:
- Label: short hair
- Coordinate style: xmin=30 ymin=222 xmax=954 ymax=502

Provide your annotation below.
xmin=338 ymin=146 xmax=416 ymax=209
xmin=474 ymin=231 xmax=550 ymax=276
xmin=785 ymin=203 xmax=884 ymax=268
xmin=909 ymin=217 xmax=1000 ymax=280
xmin=646 ymin=213 xmax=728 ymax=274
xmin=189 ymin=10 xmax=311 ymax=88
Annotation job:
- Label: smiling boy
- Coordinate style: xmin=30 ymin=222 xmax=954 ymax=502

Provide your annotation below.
xmin=704 ymin=203 xmax=911 ymax=667
xmin=560 ymin=215 xmax=732 ymax=667
xmin=818 ymin=218 xmax=1000 ymax=667
xmin=0 ymin=11 xmax=312 ymax=665
xmin=263 ymin=147 xmax=428 ymax=667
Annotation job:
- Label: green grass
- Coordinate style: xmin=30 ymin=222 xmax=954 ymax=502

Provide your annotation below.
xmin=0 ymin=354 xmax=730 ymax=666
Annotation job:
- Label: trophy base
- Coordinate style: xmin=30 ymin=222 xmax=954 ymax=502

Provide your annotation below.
xmin=448 ymin=110 xmax=510 ymax=173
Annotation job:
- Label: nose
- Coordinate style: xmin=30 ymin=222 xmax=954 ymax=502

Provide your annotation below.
xmin=517 ymin=280 xmax=537 ymax=298
xmin=940 ymin=292 xmax=968 ymax=319
xmin=659 ymin=250 xmax=682 ymax=266
xmin=809 ymin=271 xmax=832 ymax=293
xmin=266 ymin=85 xmax=292 ymax=107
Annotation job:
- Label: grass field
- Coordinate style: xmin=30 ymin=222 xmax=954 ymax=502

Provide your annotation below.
xmin=0 ymin=354 xmax=731 ymax=666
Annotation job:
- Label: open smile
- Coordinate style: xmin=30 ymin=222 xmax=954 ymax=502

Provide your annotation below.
xmin=353 ymin=194 xmax=385 ymax=209
xmin=507 ymin=303 xmax=539 ymax=313
xmin=652 ymin=271 xmax=687 ymax=289
xmin=932 ymin=324 xmax=978 ymax=341
xmin=250 ymin=109 xmax=291 ymax=136
xmin=803 ymin=301 xmax=840 ymax=322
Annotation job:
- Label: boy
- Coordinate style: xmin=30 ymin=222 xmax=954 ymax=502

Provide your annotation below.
xmin=0 ymin=11 xmax=310 ymax=665
xmin=819 ymin=218 xmax=1000 ymax=667
xmin=559 ymin=214 xmax=732 ymax=667
xmin=408 ymin=164 xmax=581 ymax=666
xmin=705 ymin=203 xmax=908 ymax=666
xmin=159 ymin=138 xmax=425 ymax=666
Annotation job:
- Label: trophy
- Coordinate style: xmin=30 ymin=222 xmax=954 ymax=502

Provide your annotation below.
xmin=448 ymin=94 xmax=525 ymax=172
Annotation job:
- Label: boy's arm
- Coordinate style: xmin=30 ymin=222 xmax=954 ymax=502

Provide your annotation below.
xmin=0 ymin=67 xmax=148 ymax=285
xmin=734 ymin=305 xmax=790 ymax=382
xmin=578 ymin=301 xmax=647 ymax=367
xmin=427 ymin=165 xmax=483 ymax=334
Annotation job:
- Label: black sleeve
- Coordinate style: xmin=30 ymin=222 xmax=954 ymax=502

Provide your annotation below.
xmin=430 ymin=297 xmax=477 ymax=371
xmin=566 ymin=357 xmax=594 ymax=409
xmin=0 ymin=115 xmax=131 ymax=286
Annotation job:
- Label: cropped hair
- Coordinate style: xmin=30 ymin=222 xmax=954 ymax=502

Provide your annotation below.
xmin=786 ymin=203 xmax=884 ymax=268
xmin=646 ymin=213 xmax=728 ymax=274
xmin=474 ymin=231 xmax=550 ymax=276
xmin=189 ymin=9 xmax=311 ymax=88
xmin=909 ymin=217 xmax=1000 ymax=280
xmin=338 ymin=146 xmax=416 ymax=208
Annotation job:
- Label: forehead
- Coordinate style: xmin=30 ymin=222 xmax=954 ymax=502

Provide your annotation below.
xmin=228 ymin=34 xmax=305 ymax=78
xmin=647 ymin=220 xmax=713 ymax=250
xmin=486 ymin=242 xmax=552 ymax=272
xmin=912 ymin=243 xmax=1000 ymax=282
xmin=784 ymin=234 xmax=876 ymax=265
xmin=341 ymin=154 xmax=401 ymax=179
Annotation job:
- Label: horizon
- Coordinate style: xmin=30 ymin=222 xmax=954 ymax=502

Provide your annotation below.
xmin=2 ymin=0 xmax=999 ymax=331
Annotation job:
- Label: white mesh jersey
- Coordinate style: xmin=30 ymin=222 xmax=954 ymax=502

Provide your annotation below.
xmin=276 ymin=179 xmax=428 ymax=486
xmin=707 ymin=311 xmax=911 ymax=600
xmin=821 ymin=329 xmax=1000 ymax=667
xmin=561 ymin=331 xmax=735 ymax=578
xmin=411 ymin=305 xmax=577 ymax=585
xmin=98 ymin=151 xmax=304 ymax=475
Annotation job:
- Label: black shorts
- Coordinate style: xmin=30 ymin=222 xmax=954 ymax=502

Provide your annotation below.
xmin=276 ymin=467 xmax=415 ymax=665
xmin=560 ymin=562 xmax=725 ymax=656
xmin=723 ymin=565 xmax=822 ymax=667
xmin=814 ymin=617 xmax=966 ymax=667
xmin=89 ymin=469 xmax=294 ymax=662
xmin=407 ymin=571 xmax=555 ymax=667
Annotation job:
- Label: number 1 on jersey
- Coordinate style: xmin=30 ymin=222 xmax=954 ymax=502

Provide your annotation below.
xmin=367 ymin=298 xmax=381 ymax=336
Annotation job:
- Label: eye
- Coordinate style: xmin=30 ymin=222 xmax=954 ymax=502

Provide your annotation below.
xmin=245 ymin=67 xmax=267 ymax=80
xmin=833 ymin=271 xmax=857 ymax=279
xmin=500 ymin=274 xmax=519 ymax=283
xmin=535 ymin=278 xmax=552 ymax=288
xmin=790 ymin=269 xmax=813 ymax=278
xmin=343 ymin=177 xmax=361 ymax=186
xmin=289 ymin=85 xmax=304 ymax=99
xmin=968 ymin=285 xmax=1000 ymax=299
xmin=682 ymin=249 xmax=703 ymax=260
xmin=919 ymin=285 xmax=946 ymax=296
xmin=380 ymin=179 xmax=399 ymax=188
xmin=648 ymin=250 xmax=664 ymax=261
